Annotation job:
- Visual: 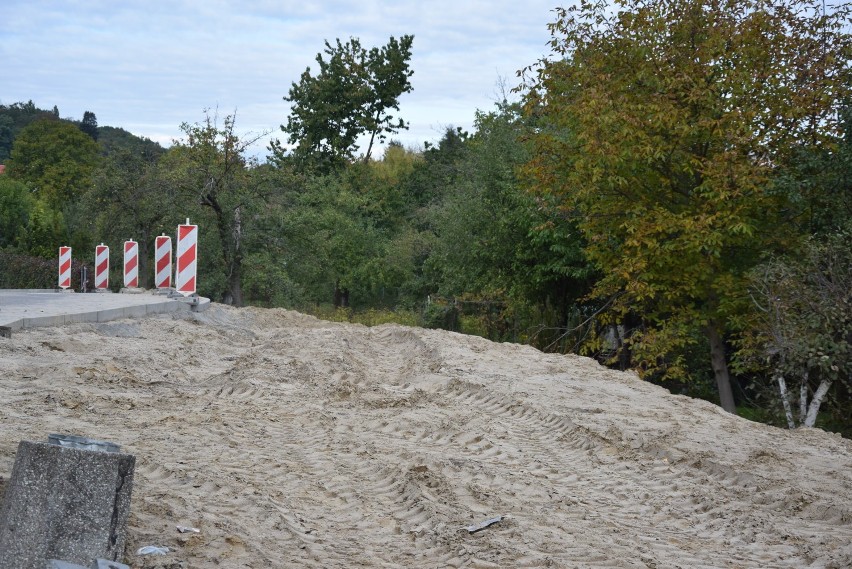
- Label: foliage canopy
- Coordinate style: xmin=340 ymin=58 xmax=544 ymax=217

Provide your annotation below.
xmin=274 ymin=35 xmax=414 ymax=172
xmin=522 ymin=0 xmax=852 ymax=410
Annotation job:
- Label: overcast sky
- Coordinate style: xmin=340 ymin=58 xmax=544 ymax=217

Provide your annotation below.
xmin=1 ymin=1 xmax=562 ymax=159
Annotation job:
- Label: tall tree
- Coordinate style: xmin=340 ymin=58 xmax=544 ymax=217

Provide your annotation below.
xmin=80 ymin=111 xmax=99 ymax=141
xmin=6 ymin=117 xmax=99 ymax=208
xmin=166 ymin=112 xmax=265 ymax=305
xmin=522 ymin=0 xmax=852 ymax=412
xmin=421 ymin=103 xmax=596 ymax=344
xmin=273 ymin=35 xmax=414 ymax=172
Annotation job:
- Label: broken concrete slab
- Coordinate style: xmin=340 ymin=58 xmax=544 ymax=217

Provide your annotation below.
xmin=0 ymin=440 xmax=135 ymax=569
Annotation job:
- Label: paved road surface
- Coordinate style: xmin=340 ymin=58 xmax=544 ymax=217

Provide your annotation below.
xmin=0 ymin=289 xmax=209 ymax=333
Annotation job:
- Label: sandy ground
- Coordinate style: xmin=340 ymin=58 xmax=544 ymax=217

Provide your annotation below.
xmin=1 ymin=304 xmax=851 ymax=569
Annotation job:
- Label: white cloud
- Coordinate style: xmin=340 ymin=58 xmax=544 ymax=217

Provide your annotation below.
xmin=1 ymin=0 xmax=560 ymax=158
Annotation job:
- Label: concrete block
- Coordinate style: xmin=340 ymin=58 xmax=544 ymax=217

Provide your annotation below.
xmin=96 ymin=308 xmax=126 ymax=323
xmin=0 ymin=440 xmax=135 ymax=568
xmin=123 ymin=304 xmax=148 ymax=319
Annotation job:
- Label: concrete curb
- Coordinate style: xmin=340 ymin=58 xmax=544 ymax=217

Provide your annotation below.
xmin=0 ymin=290 xmax=211 ymax=333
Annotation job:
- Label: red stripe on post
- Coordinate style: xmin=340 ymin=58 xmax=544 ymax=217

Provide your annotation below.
xmin=178 ymin=244 xmax=196 ymax=268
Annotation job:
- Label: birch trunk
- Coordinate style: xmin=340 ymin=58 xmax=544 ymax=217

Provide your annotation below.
xmin=799 ymin=370 xmax=809 ymax=425
xmin=775 ymin=373 xmax=797 ymax=429
xmin=804 ymin=379 xmax=832 ymax=428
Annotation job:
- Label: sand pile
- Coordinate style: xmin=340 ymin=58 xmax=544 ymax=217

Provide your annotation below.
xmin=1 ymin=304 xmax=850 ymax=568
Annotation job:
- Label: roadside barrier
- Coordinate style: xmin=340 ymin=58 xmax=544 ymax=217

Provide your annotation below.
xmin=95 ymin=244 xmax=109 ymax=290
xmin=154 ymin=235 xmax=172 ymax=289
xmin=123 ymin=240 xmax=139 ymax=288
xmin=67 ymin=221 xmax=198 ymax=294
xmin=175 ymin=220 xmax=197 ymax=296
xmin=58 ymin=247 xmax=71 ymax=289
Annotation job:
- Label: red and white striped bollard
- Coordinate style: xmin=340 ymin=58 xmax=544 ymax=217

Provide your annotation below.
xmin=95 ymin=244 xmax=109 ymax=290
xmin=154 ymin=235 xmax=172 ymax=289
xmin=175 ymin=220 xmax=198 ymax=296
xmin=123 ymin=240 xmax=139 ymax=288
xmin=58 ymin=246 xmax=72 ymax=289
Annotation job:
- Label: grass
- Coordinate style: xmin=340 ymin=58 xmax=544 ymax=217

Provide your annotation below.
xmin=304 ymin=306 xmax=420 ymax=328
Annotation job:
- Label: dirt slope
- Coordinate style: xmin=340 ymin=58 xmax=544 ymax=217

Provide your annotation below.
xmin=1 ymin=304 xmax=850 ymax=568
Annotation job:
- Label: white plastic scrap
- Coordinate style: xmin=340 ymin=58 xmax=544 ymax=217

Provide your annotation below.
xmin=136 ymin=545 xmax=170 ymax=555
xmin=176 ymin=525 xmax=201 ymax=533
xmin=465 ymin=515 xmax=504 ymax=533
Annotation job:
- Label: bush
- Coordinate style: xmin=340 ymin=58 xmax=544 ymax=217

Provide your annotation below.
xmin=0 ymin=250 xmax=93 ymax=290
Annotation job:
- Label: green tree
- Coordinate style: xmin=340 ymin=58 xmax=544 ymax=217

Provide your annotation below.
xmin=15 ymin=200 xmax=66 ymax=259
xmin=523 ymin=0 xmax=852 ymax=412
xmin=84 ymin=146 xmax=176 ymax=288
xmin=776 ymin=98 xmax=852 ymax=237
xmin=80 ymin=111 xmax=99 ymax=141
xmin=6 ymin=117 xmax=99 ymax=208
xmin=0 ymin=177 xmax=35 ymax=249
xmin=425 ymin=103 xmax=595 ymax=344
xmin=166 ymin=111 xmax=265 ymax=305
xmin=289 ymin=173 xmax=385 ymax=307
xmin=273 ymin=35 xmax=414 ymax=172
xmin=0 ymin=101 xmax=58 ymax=158
xmin=0 ymin=114 xmax=13 ymax=162
xmin=741 ymin=229 xmax=852 ymax=429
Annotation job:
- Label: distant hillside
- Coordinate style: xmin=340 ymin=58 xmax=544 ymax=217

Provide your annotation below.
xmin=0 ymin=100 xmax=165 ymax=163
xmin=97 ymin=126 xmax=165 ymax=160
xmin=0 ymin=101 xmax=58 ymax=162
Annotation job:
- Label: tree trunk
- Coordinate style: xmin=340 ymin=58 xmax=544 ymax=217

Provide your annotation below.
xmin=775 ymin=372 xmax=797 ymax=429
xmin=799 ymin=370 xmax=809 ymax=424
xmin=333 ymin=280 xmax=350 ymax=308
xmin=212 ymin=200 xmax=244 ymax=307
xmin=228 ymin=206 xmax=244 ymax=307
xmin=617 ymin=312 xmax=639 ymax=371
xmin=139 ymin=227 xmax=151 ymax=289
xmin=706 ymin=323 xmax=737 ymax=413
xmin=228 ymin=264 xmax=244 ymax=307
xmin=363 ymin=109 xmax=382 ymax=163
xmin=803 ymin=378 xmax=832 ymax=428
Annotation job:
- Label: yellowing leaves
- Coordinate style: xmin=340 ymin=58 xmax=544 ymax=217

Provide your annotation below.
xmin=522 ymin=0 xmax=850 ymax=385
